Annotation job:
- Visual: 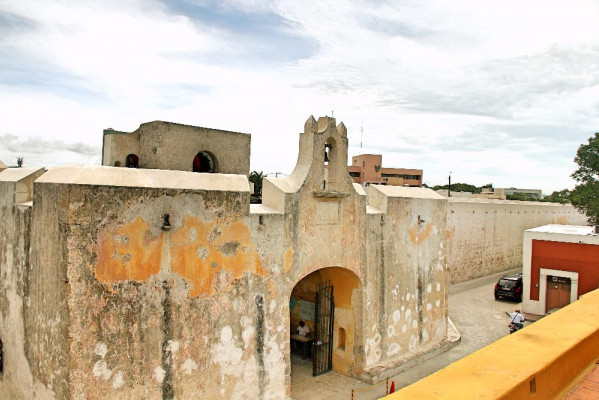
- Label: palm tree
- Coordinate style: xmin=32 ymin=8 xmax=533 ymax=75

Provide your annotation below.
xmin=249 ymin=171 xmax=264 ymax=195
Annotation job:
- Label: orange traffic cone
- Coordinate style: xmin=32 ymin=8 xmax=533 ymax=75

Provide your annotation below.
xmin=389 ymin=381 xmax=395 ymax=394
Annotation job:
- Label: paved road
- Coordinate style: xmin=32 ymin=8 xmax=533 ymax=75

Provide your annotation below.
xmin=317 ymin=268 xmax=527 ymax=400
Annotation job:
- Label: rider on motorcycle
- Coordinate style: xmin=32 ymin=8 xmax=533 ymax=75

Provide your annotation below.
xmin=509 ymin=309 xmax=525 ymax=330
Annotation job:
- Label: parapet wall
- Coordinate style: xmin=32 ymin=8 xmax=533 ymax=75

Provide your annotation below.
xmin=447 ymin=198 xmax=586 ymax=283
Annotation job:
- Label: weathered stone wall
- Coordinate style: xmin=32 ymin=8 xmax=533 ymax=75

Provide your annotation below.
xmin=138 ymin=121 xmax=251 ymax=174
xmin=363 ymin=186 xmax=448 ymax=379
xmin=102 ymin=129 xmax=140 ymax=167
xmin=447 ymin=198 xmax=587 ymax=283
xmin=102 ymin=121 xmax=251 ymax=175
xmin=0 ymin=168 xmax=49 ymax=400
xmin=29 ymin=166 xmax=285 ymax=399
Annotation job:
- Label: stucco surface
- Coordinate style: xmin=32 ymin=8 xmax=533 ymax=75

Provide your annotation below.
xmin=446 ymin=198 xmax=586 ymax=283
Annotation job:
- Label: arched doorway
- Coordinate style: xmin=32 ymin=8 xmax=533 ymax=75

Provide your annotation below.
xmin=289 ymin=267 xmax=362 ymax=380
xmin=192 ymin=150 xmax=216 ymax=173
xmin=125 ymin=153 xmax=139 ymax=168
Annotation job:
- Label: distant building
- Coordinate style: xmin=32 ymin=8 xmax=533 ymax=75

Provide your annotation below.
xmin=436 ymin=187 xmax=543 ymax=201
xmin=347 ymin=154 xmax=423 ymax=187
xmin=497 ymin=187 xmax=542 ymax=199
xmin=522 ymin=224 xmax=599 ymax=316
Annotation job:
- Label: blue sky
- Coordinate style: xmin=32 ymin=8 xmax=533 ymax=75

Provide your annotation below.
xmin=1 ymin=0 xmax=599 ymax=194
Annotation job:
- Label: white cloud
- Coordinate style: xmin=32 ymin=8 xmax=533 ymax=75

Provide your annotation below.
xmin=1 ymin=0 xmax=599 ymax=193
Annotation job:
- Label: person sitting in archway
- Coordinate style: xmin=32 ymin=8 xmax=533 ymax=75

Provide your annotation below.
xmin=297 ymin=321 xmax=310 ymax=337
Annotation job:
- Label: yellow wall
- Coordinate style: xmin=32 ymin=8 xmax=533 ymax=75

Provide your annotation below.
xmin=385 ymin=288 xmax=599 ymax=399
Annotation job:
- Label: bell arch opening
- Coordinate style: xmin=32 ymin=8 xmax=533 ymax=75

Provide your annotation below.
xmin=192 ymin=150 xmax=217 ymax=173
xmin=289 ymin=266 xmax=363 ymax=386
xmin=323 ymin=137 xmax=339 ymax=191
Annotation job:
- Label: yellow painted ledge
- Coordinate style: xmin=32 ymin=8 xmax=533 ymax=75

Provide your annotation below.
xmin=385 ymin=288 xmax=599 ymax=400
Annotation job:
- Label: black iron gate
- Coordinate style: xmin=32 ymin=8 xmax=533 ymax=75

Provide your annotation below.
xmin=313 ymin=281 xmax=334 ymax=376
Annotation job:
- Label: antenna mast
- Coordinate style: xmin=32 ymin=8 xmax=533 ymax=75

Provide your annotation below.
xmin=360 ymin=124 xmax=364 ymax=152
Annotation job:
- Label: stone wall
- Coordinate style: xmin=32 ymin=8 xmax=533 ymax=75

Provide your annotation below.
xmin=362 ymin=186 xmax=448 ymax=380
xmin=103 ymin=121 xmax=251 ymax=174
xmin=28 ymin=166 xmax=282 ymax=399
xmin=447 ymin=198 xmax=587 ymax=283
xmin=0 ymin=167 xmax=47 ymax=400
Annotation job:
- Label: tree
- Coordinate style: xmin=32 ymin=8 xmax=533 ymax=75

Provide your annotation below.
xmin=543 ymin=189 xmax=571 ymax=204
xmin=571 ymin=132 xmax=599 ymax=224
xmin=17 ymin=157 xmax=23 ymax=167
xmin=249 ymin=171 xmax=264 ymax=195
xmin=506 ymin=193 xmax=538 ymax=202
xmin=431 ymin=182 xmax=480 ymax=193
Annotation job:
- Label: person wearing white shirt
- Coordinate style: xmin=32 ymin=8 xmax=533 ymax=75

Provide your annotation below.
xmin=297 ymin=321 xmax=310 ymax=337
xmin=509 ymin=309 xmax=525 ymax=329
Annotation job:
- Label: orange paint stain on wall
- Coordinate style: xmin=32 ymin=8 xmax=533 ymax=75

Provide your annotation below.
xmin=95 ymin=216 xmax=162 ymax=284
xmin=284 ymin=247 xmax=293 ymax=272
xmin=410 ymin=223 xmax=432 ymax=244
xmin=169 ymin=215 xmax=263 ymax=297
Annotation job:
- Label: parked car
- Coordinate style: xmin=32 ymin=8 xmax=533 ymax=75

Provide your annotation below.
xmin=494 ymin=273 xmax=523 ymax=301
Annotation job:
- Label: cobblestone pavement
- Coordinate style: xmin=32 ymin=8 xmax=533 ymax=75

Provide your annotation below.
xmin=290 ymin=268 xmax=527 ymax=400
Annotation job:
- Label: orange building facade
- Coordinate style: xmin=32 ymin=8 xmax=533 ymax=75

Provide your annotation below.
xmin=347 ymin=154 xmax=423 ymax=187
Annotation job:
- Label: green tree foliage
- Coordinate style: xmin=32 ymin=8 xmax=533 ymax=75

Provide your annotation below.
xmin=249 ymin=170 xmax=264 ymax=194
xmin=543 ymin=189 xmax=571 ymax=204
xmin=506 ymin=193 xmax=538 ymax=202
xmin=431 ymin=183 xmax=480 ymax=193
xmin=571 ymin=132 xmax=599 ymax=224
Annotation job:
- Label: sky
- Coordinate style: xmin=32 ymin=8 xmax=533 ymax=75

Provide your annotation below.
xmin=1 ymin=0 xmax=599 ymax=194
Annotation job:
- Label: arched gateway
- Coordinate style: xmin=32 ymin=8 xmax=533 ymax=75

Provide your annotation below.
xmin=289 ymin=267 xmax=363 ymax=378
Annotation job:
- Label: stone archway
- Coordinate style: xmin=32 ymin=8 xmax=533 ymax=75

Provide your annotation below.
xmin=289 ymin=267 xmax=363 ymax=378
xmin=192 ymin=150 xmax=217 ymax=173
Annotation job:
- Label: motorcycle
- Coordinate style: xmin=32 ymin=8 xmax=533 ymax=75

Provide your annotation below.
xmin=508 ymin=322 xmax=521 ymax=334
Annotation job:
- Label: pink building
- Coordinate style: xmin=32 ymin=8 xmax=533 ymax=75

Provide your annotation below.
xmin=347 ymin=154 xmax=423 ymax=187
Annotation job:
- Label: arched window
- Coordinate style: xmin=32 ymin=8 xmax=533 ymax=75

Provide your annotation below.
xmin=193 ymin=151 xmax=216 ymax=173
xmin=126 ymin=154 xmax=139 ymax=168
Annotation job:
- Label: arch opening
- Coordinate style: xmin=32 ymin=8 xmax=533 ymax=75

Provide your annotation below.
xmin=323 ymin=138 xmax=339 ymax=191
xmin=126 ymin=154 xmax=139 ymax=168
xmin=289 ymin=266 xmax=362 ymax=388
xmin=193 ymin=150 xmax=216 ymax=173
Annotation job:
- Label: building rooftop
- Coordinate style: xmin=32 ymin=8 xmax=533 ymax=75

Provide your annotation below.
xmin=526 ymin=224 xmax=595 ymax=236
